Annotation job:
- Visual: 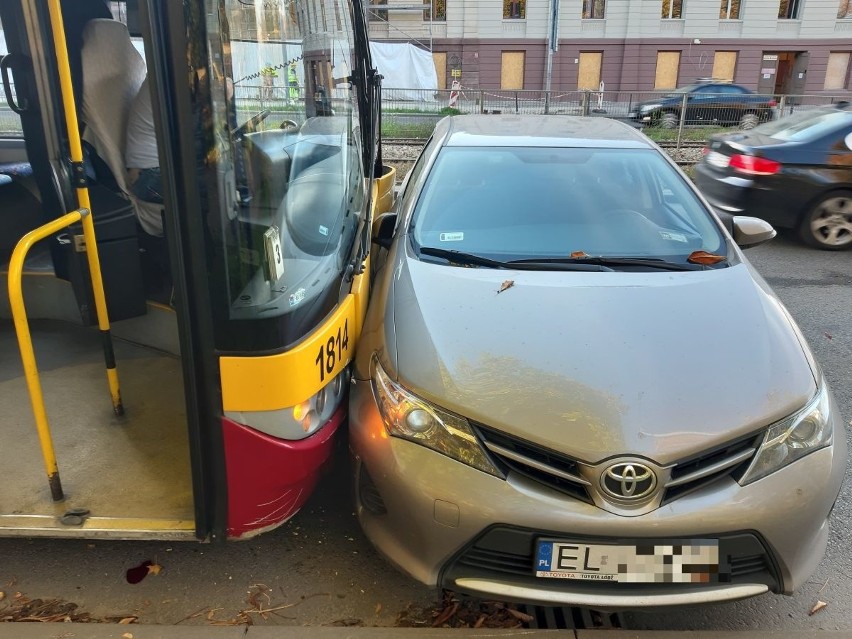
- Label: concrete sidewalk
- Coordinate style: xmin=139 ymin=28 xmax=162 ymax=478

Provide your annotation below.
xmin=2 ymin=627 xmax=852 ymax=639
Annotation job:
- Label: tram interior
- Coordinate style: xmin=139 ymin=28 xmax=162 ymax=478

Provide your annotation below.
xmin=0 ymin=5 xmax=194 ymax=538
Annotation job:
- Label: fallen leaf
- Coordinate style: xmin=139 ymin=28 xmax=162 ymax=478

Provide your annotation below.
xmin=497 ymin=280 xmax=514 ymax=294
xmin=0 ymin=592 xmax=4 ymax=601
xmin=507 ymin=608 xmax=534 ymax=623
xmin=119 ymin=616 xmax=137 ymax=624
xmin=122 ymin=633 xmax=133 ymax=639
xmin=375 ymin=603 xmax=382 ymax=615
xmin=687 ymin=250 xmax=726 ymax=265
xmin=809 ymin=600 xmax=828 ymax=616
xmin=824 ymin=332 xmax=833 ymax=340
xmin=147 ymin=563 xmax=162 ymax=576
xmin=431 ymin=602 xmax=459 ymax=627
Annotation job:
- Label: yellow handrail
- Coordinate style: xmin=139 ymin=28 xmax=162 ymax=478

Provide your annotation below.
xmin=8 ymin=209 xmax=91 ymax=501
xmin=45 ymin=0 xmax=122 ymax=415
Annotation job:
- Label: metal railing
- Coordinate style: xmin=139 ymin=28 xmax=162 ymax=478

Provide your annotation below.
xmin=7 ymin=207 xmax=122 ymax=502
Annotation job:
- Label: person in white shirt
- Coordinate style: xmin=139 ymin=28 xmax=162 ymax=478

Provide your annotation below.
xmin=125 ymin=77 xmax=163 ymax=204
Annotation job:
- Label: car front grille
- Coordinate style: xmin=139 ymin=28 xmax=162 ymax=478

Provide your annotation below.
xmin=662 ymin=433 xmax=762 ymax=504
xmin=473 ymin=422 xmax=761 ymax=509
xmin=442 ymin=526 xmax=781 ymax=592
xmin=474 ymin=424 xmax=593 ymax=505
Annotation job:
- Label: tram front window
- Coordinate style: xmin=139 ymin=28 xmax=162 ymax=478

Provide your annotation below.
xmin=205 ymin=0 xmax=365 ymax=347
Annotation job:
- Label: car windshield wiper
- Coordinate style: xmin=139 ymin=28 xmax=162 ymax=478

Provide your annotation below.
xmin=508 ymin=256 xmax=710 ymax=271
xmin=417 ymin=247 xmax=614 ymax=271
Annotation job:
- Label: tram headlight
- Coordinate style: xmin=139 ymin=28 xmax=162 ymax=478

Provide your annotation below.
xmin=226 ymin=369 xmax=349 ymax=440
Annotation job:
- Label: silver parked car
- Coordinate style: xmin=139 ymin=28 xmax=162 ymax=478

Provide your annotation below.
xmin=349 ymin=115 xmax=846 ymax=608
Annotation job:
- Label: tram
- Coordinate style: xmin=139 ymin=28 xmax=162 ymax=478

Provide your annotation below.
xmin=0 ymin=0 xmax=392 ymax=539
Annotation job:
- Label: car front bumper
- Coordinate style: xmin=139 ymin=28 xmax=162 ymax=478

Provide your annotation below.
xmin=349 ymin=378 xmax=847 ymax=607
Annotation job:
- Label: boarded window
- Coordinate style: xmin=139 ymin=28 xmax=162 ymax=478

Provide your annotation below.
xmin=654 ymin=52 xmax=680 ymax=90
xmin=582 ymin=0 xmax=606 ymax=18
xmin=662 ymin=0 xmax=683 ymax=18
xmin=433 ymin=52 xmax=447 ymax=90
xmin=825 ymin=53 xmax=851 ymax=90
xmin=501 ymin=51 xmax=525 ymax=90
xmin=578 ymin=52 xmax=603 ymax=90
xmin=720 ymin=0 xmax=740 ymax=18
xmin=712 ymin=51 xmax=738 ymax=82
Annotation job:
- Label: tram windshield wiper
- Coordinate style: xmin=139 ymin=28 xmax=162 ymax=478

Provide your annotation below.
xmin=417 ymin=247 xmax=614 ymax=271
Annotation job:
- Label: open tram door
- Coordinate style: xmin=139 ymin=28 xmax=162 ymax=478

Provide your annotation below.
xmin=0 ymin=0 xmax=387 ymax=540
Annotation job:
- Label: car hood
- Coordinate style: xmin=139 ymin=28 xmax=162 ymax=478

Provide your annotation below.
xmin=391 ymin=258 xmax=817 ymax=465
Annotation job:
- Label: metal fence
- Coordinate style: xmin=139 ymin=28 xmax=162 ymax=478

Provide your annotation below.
xmin=1 ymin=83 xmax=848 ymax=147
xmin=381 ymin=87 xmax=850 ymax=147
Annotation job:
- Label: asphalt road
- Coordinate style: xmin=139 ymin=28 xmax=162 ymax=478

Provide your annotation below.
xmin=0 ymin=232 xmax=850 ymax=630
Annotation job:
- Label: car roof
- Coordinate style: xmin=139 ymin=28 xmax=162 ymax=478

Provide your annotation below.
xmin=437 ymin=115 xmax=653 ymax=149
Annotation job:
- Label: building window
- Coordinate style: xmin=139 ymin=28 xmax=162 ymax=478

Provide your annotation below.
xmin=504 ymin=0 xmax=525 ymax=19
xmin=720 ymin=0 xmax=740 ymax=18
xmin=368 ymin=0 xmax=386 ymax=21
xmin=778 ymin=0 xmax=800 ymax=18
xmin=583 ymin=0 xmax=606 ymax=19
xmin=501 ymin=51 xmax=525 ymax=89
xmin=839 ymin=0 xmax=852 ymax=17
xmin=426 ymin=0 xmax=446 ymax=21
xmin=825 ymin=52 xmax=850 ymax=89
xmin=662 ymin=0 xmax=683 ymax=19
xmin=654 ymin=51 xmax=680 ymax=89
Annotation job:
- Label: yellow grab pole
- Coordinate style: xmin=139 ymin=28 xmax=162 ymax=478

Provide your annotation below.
xmin=46 ymin=0 xmax=123 ymax=415
xmin=8 ymin=209 xmax=89 ymax=501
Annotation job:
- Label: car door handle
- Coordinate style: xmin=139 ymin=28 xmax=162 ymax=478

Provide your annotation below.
xmin=1 ymin=53 xmax=28 ymax=114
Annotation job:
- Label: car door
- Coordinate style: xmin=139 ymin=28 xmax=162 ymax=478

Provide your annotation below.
xmin=685 ymin=85 xmax=716 ymax=124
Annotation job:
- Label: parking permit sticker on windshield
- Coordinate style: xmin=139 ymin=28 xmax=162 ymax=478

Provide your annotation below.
xmin=440 ymin=232 xmax=464 ymax=242
xmin=660 ymin=231 xmax=688 ymax=243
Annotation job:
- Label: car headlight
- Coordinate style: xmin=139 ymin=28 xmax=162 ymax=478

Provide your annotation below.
xmin=371 ymin=358 xmax=502 ymax=477
xmin=740 ymin=384 xmax=833 ymax=485
xmin=640 ymin=103 xmax=662 ymax=113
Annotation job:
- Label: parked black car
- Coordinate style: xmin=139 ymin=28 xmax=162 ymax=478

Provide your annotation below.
xmin=695 ymin=103 xmax=852 ymax=250
xmin=629 ymin=82 xmax=776 ymax=129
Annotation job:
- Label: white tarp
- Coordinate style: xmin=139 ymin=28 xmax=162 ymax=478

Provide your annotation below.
xmin=369 ymin=41 xmax=437 ymax=100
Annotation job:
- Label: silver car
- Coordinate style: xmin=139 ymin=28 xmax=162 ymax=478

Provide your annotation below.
xmin=349 ymin=115 xmax=846 ymax=608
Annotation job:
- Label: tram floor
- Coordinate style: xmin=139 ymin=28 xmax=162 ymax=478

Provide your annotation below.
xmin=0 ymin=318 xmax=195 ymax=537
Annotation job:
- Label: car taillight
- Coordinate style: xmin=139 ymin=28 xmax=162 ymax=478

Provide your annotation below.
xmin=702 ymin=147 xmax=710 ymax=155
xmin=728 ymin=154 xmax=781 ymax=176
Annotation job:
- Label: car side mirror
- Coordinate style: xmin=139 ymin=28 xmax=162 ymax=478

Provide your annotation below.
xmin=372 ymin=212 xmax=398 ymax=250
xmin=732 ymin=216 xmax=776 ymax=249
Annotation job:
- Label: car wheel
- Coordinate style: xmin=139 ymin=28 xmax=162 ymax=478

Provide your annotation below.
xmin=660 ymin=112 xmax=679 ymax=129
xmin=739 ymin=113 xmax=760 ymax=130
xmin=799 ymin=191 xmax=852 ymax=250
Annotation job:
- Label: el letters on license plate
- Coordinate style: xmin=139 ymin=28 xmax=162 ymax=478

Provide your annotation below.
xmin=535 ymin=540 xmax=719 ymax=583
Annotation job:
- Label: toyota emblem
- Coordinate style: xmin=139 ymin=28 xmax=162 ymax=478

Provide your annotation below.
xmin=600 ymin=462 xmax=657 ymax=500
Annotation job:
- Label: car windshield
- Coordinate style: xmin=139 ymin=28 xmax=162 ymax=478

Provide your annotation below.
xmin=410 ymin=146 xmax=725 ymax=263
xmin=751 ymin=108 xmax=852 ymax=142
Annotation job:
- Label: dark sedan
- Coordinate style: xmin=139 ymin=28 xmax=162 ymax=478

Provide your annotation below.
xmin=628 ymin=82 xmax=776 ymax=129
xmin=695 ymin=103 xmax=852 ymax=250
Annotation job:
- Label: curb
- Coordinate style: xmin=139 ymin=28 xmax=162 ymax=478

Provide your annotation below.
xmin=1 ymin=626 xmax=852 ymax=639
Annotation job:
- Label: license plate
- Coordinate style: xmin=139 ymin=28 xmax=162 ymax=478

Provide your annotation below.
xmin=535 ymin=539 xmax=719 ymax=583
xmin=706 ymin=151 xmax=731 ymax=168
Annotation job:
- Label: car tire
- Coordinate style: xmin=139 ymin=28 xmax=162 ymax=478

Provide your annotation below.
xmin=798 ymin=191 xmax=852 ymax=250
xmin=660 ymin=112 xmax=679 ymax=129
xmin=739 ymin=113 xmax=760 ymax=130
